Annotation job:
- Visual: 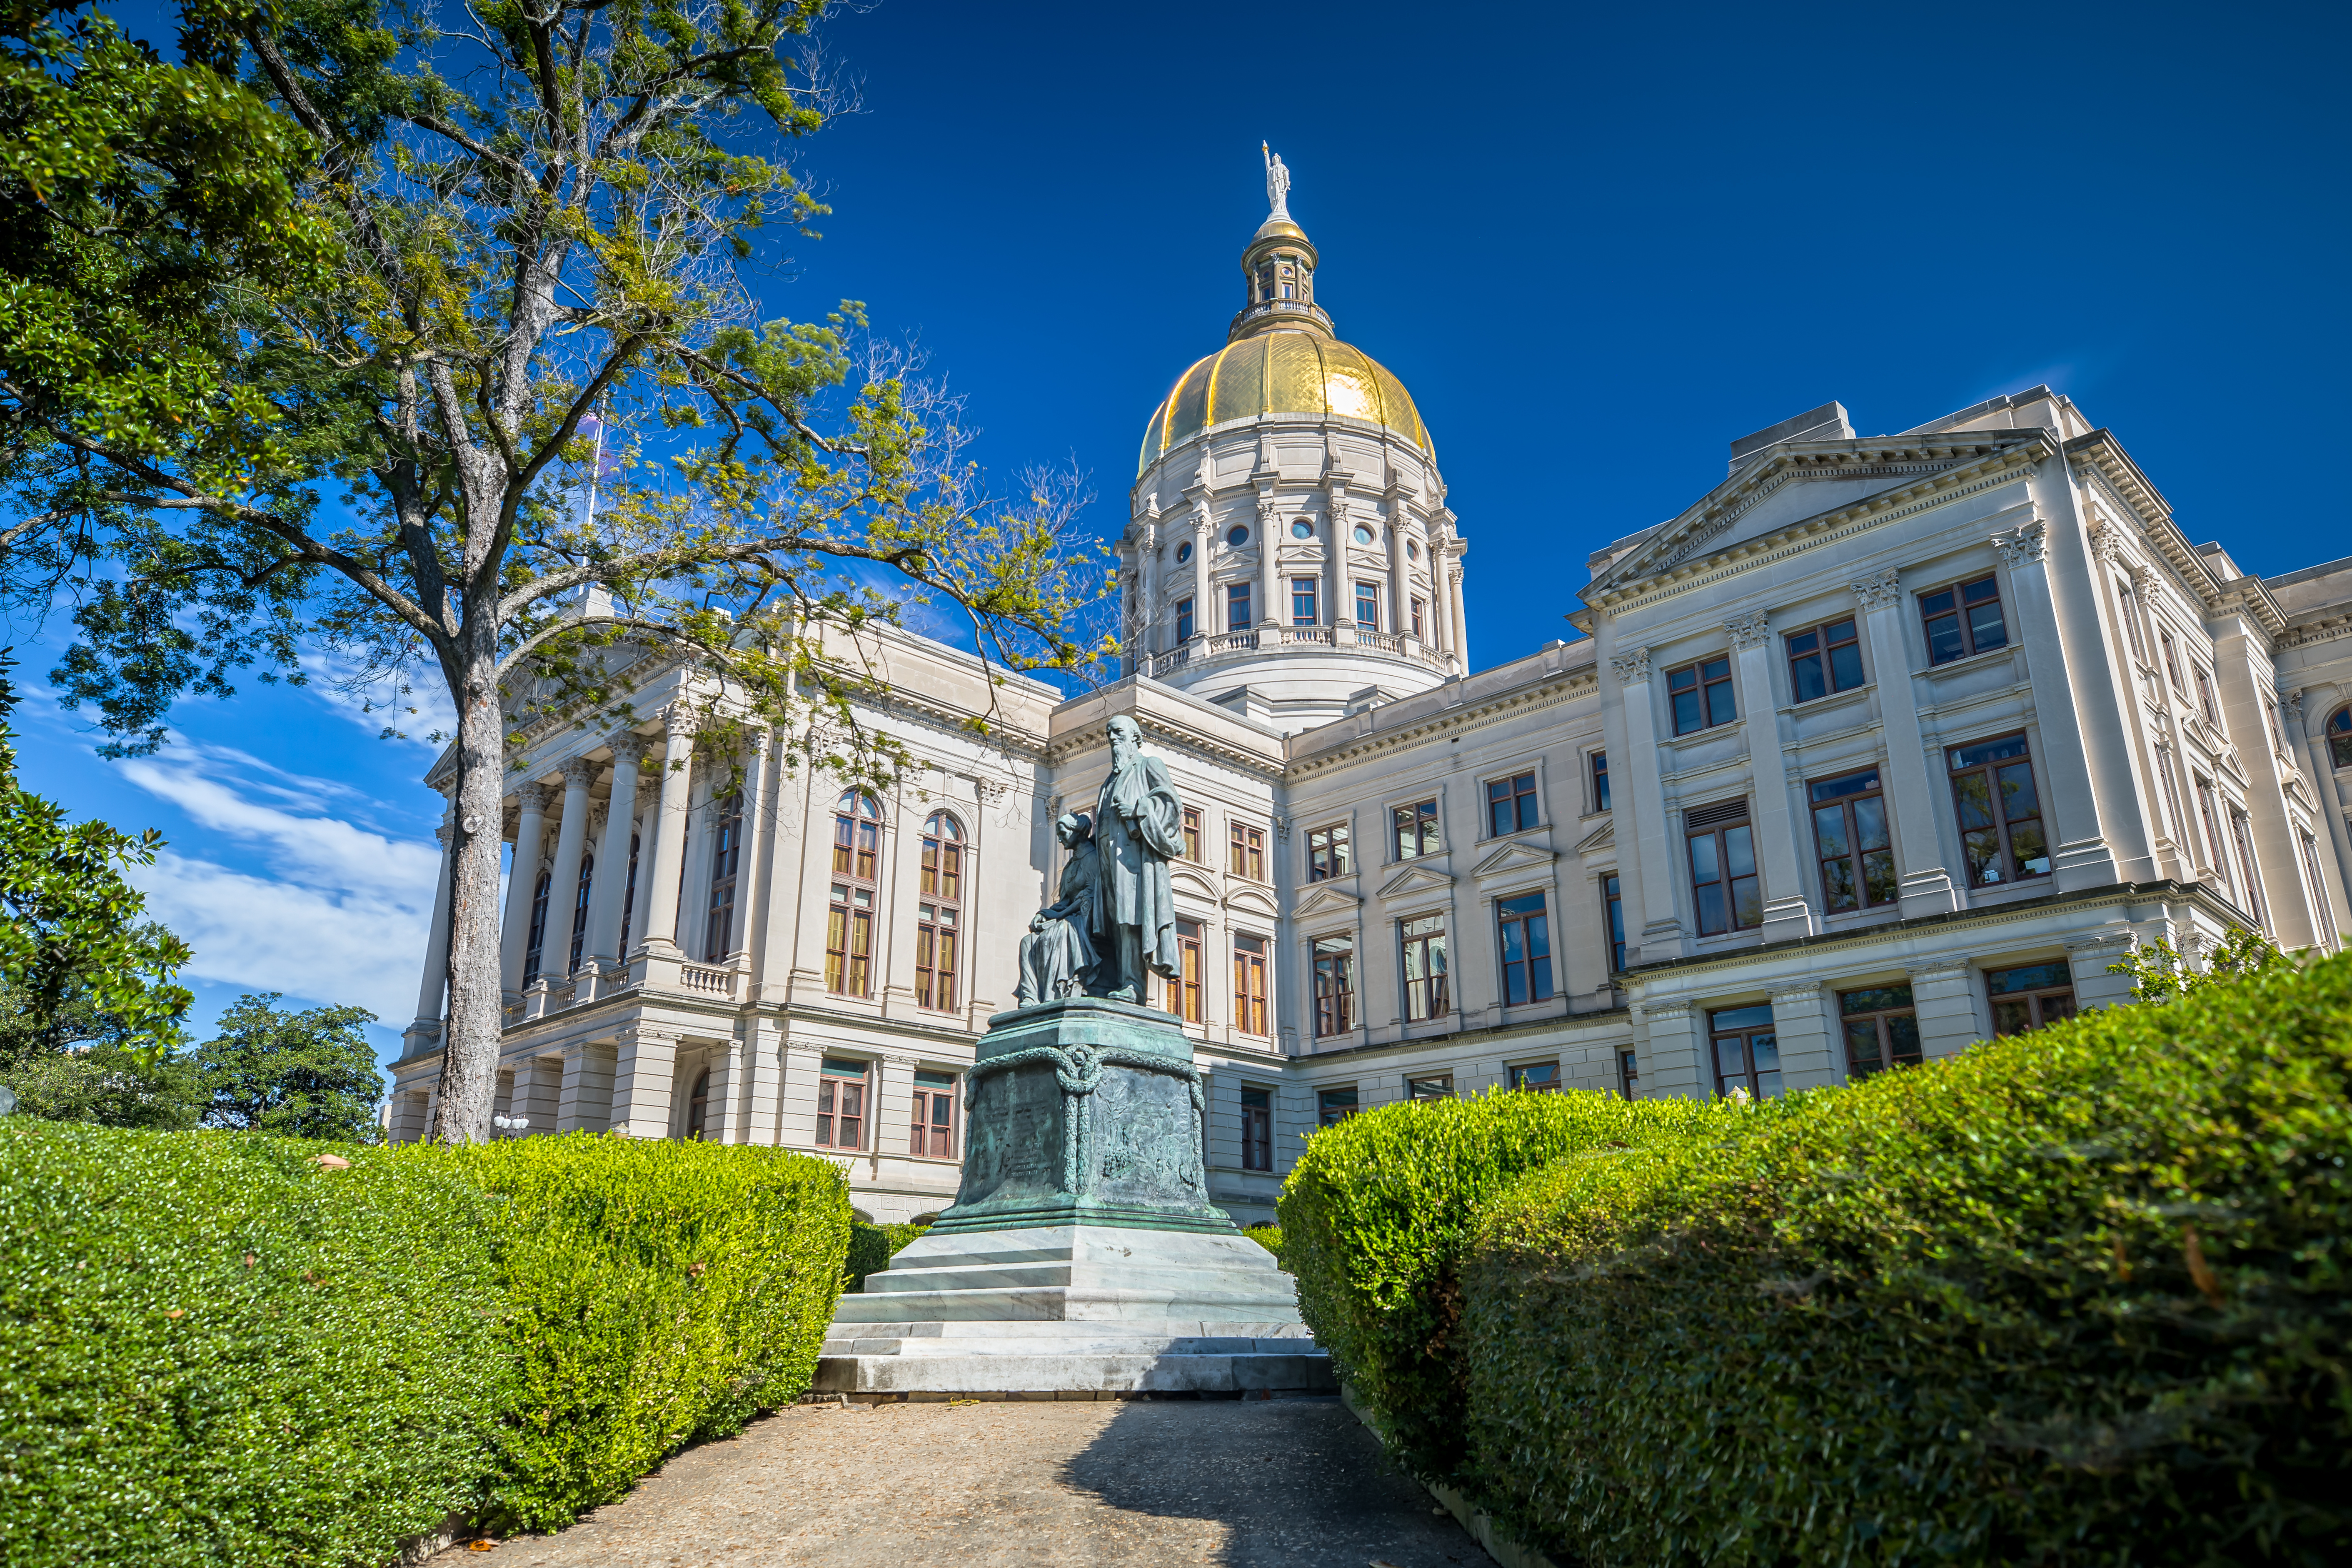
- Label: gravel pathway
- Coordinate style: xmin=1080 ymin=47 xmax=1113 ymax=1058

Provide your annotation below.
xmin=430 ymin=1396 xmax=1484 ymax=1568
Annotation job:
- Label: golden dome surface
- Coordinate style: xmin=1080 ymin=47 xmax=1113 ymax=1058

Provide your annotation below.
xmin=1135 ymin=330 xmax=1431 ymax=477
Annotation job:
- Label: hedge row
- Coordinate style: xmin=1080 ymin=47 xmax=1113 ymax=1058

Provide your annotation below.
xmin=844 ymin=1220 xmax=930 ymax=1290
xmin=0 ymin=1126 xmax=852 ymax=1566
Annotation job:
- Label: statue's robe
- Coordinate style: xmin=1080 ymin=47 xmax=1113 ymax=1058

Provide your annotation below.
xmin=1017 ymin=839 xmax=1099 ymax=1004
xmin=1093 ymin=753 xmax=1185 ymax=984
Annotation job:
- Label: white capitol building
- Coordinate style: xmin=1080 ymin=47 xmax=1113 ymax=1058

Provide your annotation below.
xmin=389 ymin=166 xmax=2352 ymax=1228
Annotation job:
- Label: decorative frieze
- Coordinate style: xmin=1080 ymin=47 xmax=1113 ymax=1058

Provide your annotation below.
xmin=1991 ymin=519 xmax=2049 ymax=568
xmin=1848 ymin=567 xmax=1903 ymax=612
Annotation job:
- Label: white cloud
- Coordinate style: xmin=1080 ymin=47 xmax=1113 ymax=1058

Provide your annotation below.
xmin=298 ymin=649 xmax=460 ymax=749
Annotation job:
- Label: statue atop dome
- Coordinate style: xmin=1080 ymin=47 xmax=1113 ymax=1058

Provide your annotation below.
xmin=1263 ymin=142 xmax=1291 ymax=221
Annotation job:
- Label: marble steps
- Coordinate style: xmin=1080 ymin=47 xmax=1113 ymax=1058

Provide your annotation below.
xmin=811 ymin=1350 xmax=1334 ymax=1397
xmin=856 ymin=1257 xmax=1283 ymax=1296
xmin=823 ymin=1331 xmax=1315 ymax=1357
xmin=830 ymin=1283 xmax=1303 ymax=1324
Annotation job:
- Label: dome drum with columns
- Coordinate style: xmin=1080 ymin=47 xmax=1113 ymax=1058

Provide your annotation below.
xmin=1121 ymin=160 xmax=1468 ymax=735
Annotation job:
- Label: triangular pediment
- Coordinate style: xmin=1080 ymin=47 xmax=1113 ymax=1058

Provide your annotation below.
xmin=1575 ymin=820 xmax=1615 ymax=854
xmin=1290 ymin=882 xmax=1361 ymax=921
xmin=1472 ymin=839 xmax=1557 ymax=878
xmin=1377 ymin=862 xmax=1453 ymax=900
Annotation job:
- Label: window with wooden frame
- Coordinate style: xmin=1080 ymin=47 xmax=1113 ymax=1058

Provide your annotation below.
xmin=1508 ymin=1061 xmax=1561 ymax=1092
xmin=1240 ymin=1087 xmax=1273 ymax=1170
xmin=704 ymin=794 xmax=742 ymax=962
xmin=1407 ymin=1074 xmax=1453 ymax=1101
xmin=1920 ymin=575 xmax=2008 ymax=665
xmin=1162 ymin=918 xmax=1203 ymax=1021
xmin=915 ymin=812 xmax=964 ymax=1012
xmin=826 ymin=883 xmax=876 ymax=997
xmin=2158 ymin=630 xmax=2185 ymax=692
xmin=1175 ymin=597 xmax=1195 ymax=643
xmin=1618 ymin=1049 xmax=1640 ymax=1101
xmin=569 ymin=850 xmax=596 ymax=973
xmin=814 ymin=1058 xmax=868 ymax=1149
xmin=1181 ymin=806 xmax=1202 ymax=862
xmin=1486 ymin=771 xmax=1539 ymax=837
xmin=1685 ymin=798 xmax=1760 ymax=935
xmin=1603 ymin=873 xmax=1625 ymax=973
xmin=2115 ymin=577 xmax=2149 ymax=661
xmin=2194 ymin=777 xmax=2231 ymax=895
xmin=1410 ymin=597 xmax=1425 ymax=637
xmin=1228 ymin=821 xmax=1266 ymax=881
xmin=1787 ymin=617 xmax=1865 ymax=702
xmin=2229 ymin=811 xmax=2268 ymax=929
xmin=685 ymin=1067 xmax=710 ymax=1140
xmin=1839 ymin=984 xmax=1920 ymax=1078
xmin=833 ymin=790 xmax=881 ymax=879
xmin=1354 ymin=581 xmax=1379 ymax=630
xmin=1589 ymin=750 xmax=1610 ymax=812
xmin=1316 ymin=1086 xmax=1358 ymax=1127
xmin=522 ymin=868 xmax=552 ymax=984
xmin=1400 ymin=913 xmax=1448 ymax=1021
xmin=1306 ymin=822 xmax=1352 ymax=881
xmin=1987 ymin=961 xmax=2075 ymax=1036
xmin=1666 ymin=656 xmax=1737 ymax=734
xmin=1710 ymin=1004 xmax=1781 ymax=1099
xmin=1947 ymin=734 xmax=2049 ymax=886
xmin=1232 ymin=934 xmax=1268 ymax=1036
xmin=1226 ymin=581 xmax=1253 ymax=632
xmin=2193 ymin=666 xmax=2220 ymax=725
xmin=1393 ymin=799 xmax=1442 ymax=860
xmin=1290 ymin=577 xmax=1319 ymax=627
xmin=1496 ymin=892 xmax=1553 ymax=1004
xmin=1311 ymin=934 xmax=1355 ymax=1037
xmin=1810 ymin=768 xmax=1896 ymax=913
xmin=910 ymin=1069 xmax=956 ymax=1158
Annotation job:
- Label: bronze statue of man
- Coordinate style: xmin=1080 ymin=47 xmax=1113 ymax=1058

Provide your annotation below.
xmin=1090 ymin=715 xmax=1186 ymax=1004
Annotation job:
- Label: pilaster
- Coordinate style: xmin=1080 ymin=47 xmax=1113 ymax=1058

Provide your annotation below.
xmin=1994 ymin=517 xmax=2117 ymax=889
xmin=555 ymin=1041 xmax=616 ymax=1134
xmin=1851 ymin=568 xmax=1959 ymax=918
xmin=1612 ymin=647 xmax=1685 ymax=962
xmin=1769 ymin=980 xmax=1836 ymax=1091
xmin=2065 ymin=929 xmax=2138 ymax=1013
xmin=1906 ymin=958 xmax=1980 ymax=1061
xmin=1637 ymin=998 xmax=1705 ymax=1101
xmin=1729 ymin=610 xmax=1813 ymax=940
xmin=610 ymin=1023 xmax=677 ymax=1138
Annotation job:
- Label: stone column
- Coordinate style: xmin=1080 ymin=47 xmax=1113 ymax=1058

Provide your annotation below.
xmin=404 ymin=816 xmax=457 ymax=1054
xmin=522 ymin=1053 xmax=563 ymax=1135
xmin=499 ymin=782 xmax=551 ymax=997
xmin=1907 ymin=958 xmax=1981 ymax=1061
xmin=1850 ymin=568 xmax=1958 ymax=919
xmin=545 ymin=756 xmax=599 ymax=977
xmin=555 ymin=1041 xmax=616 ymax=1133
xmin=1447 ymin=550 xmax=1471 ymax=670
xmin=1116 ymin=543 xmax=1138 ymax=675
xmin=1770 ymin=980 xmax=1836 ymax=1091
xmin=625 ymin=776 xmax=659 ymax=956
xmin=1612 ymin=648 xmax=1685 ymax=963
xmin=1191 ymin=511 xmax=1213 ymax=640
xmin=610 ymin=1023 xmax=678 ymax=1138
xmin=735 ymin=1015 xmax=784 ymax=1146
xmin=1139 ymin=519 xmax=1161 ymax=660
xmin=639 ymin=704 xmax=698 ymax=955
xmin=1728 ymin=610 xmax=1813 ymax=940
xmin=583 ymin=733 xmax=650 ymax=969
xmin=1994 ymin=519 xmax=2117 ymax=889
xmin=1387 ymin=507 xmax=1410 ymax=642
xmin=1430 ymin=544 xmax=1454 ymax=662
xmin=1255 ymin=490 xmax=1281 ymax=629
xmin=1323 ymin=488 xmax=1347 ymax=638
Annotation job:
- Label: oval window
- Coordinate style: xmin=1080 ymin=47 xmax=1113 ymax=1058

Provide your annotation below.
xmin=1227 ymin=524 xmax=1249 ymax=547
xmin=1291 ymin=519 xmax=1314 ymax=539
xmin=1407 ymin=539 xmax=1421 ymax=560
xmin=1176 ymin=541 xmax=1192 ymax=564
xmin=1353 ymin=524 xmax=1375 ymax=545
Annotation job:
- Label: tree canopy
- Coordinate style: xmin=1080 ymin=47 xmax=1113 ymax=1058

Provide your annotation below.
xmin=191 ymin=991 xmax=383 ymax=1141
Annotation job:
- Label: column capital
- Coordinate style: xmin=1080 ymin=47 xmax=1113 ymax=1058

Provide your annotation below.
xmin=1991 ymin=518 xmax=2049 ymax=568
xmin=1608 ymin=646 xmax=1653 ymax=684
xmin=2086 ymin=521 xmax=2127 ymax=564
xmin=1724 ymin=609 xmax=1772 ymax=650
xmin=1770 ymin=979 xmax=1828 ymax=1009
xmin=560 ymin=755 xmax=602 ymax=788
xmin=2065 ymin=931 xmax=2136 ymax=959
xmin=1640 ymin=999 xmax=1695 ymax=1023
xmin=662 ymin=701 xmax=699 ymax=739
xmin=608 ymin=731 xmax=654 ymax=767
xmin=1907 ymin=958 xmax=1973 ymax=983
xmin=2281 ymin=687 xmax=2306 ymax=726
xmin=435 ymin=823 xmax=456 ymax=849
xmin=515 ymin=781 xmax=551 ymax=814
xmin=1848 ymin=567 xmax=1903 ymax=611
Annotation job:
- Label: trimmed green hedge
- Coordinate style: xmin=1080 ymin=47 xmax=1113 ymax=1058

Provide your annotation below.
xmin=0 ymin=1126 xmax=851 ymax=1565
xmin=844 ymin=1221 xmax=930 ymax=1291
xmin=1463 ymin=952 xmax=2352 ymax=1565
xmin=1276 ymin=1088 xmax=1735 ymax=1482
xmin=1243 ymin=1223 xmax=1286 ymax=1268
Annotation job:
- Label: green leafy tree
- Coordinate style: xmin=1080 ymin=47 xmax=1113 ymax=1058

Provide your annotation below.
xmin=0 ymin=0 xmax=1111 ymax=1144
xmin=0 ymin=973 xmax=203 ymax=1126
xmin=2107 ymin=925 xmax=2290 ymax=1004
xmin=190 ymin=991 xmax=384 ymax=1140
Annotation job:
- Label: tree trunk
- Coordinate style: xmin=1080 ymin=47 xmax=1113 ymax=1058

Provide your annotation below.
xmin=427 ymin=569 xmax=516 ymax=1143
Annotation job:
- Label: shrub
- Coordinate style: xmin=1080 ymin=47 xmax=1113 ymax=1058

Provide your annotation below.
xmin=1462 ymin=951 xmax=2352 ymax=1566
xmin=844 ymin=1220 xmax=930 ymax=1291
xmin=1277 ymin=1088 xmax=1733 ymax=1482
xmin=1243 ymin=1222 xmax=1285 ymax=1268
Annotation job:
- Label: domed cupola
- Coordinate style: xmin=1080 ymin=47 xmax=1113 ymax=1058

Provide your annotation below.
xmin=1120 ymin=148 xmax=1468 ymax=735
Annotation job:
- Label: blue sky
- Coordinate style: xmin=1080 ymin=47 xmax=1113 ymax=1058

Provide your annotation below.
xmin=14 ymin=0 xmax=2348 ymax=1064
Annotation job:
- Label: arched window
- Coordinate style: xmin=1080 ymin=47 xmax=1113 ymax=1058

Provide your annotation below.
xmin=916 ymin=812 xmax=963 ymax=1011
xmin=704 ymin=794 xmax=743 ymax=962
xmin=685 ymin=1067 xmax=710 ymax=1141
xmin=618 ymin=831 xmax=641 ymax=956
xmin=522 ymin=868 xmax=553 ymax=985
xmin=567 ymin=853 xmax=594 ymax=974
xmin=827 ymin=791 xmax=882 ymax=996
xmin=2330 ymin=705 xmax=2352 ymax=770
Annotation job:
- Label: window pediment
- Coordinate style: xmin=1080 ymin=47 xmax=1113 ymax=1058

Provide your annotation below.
xmin=1472 ymin=839 xmax=1558 ymax=879
xmin=1376 ymin=862 xmax=1453 ymax=900
xmin=1291 ymin=884 xmax=1361 ymax=921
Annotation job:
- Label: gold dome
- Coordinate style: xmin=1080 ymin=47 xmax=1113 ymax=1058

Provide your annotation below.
xmin=1136 ymin=330 xmax=1432 ymax=477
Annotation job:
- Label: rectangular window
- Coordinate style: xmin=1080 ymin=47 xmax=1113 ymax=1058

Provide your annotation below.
xmin=1164 ymin=918 xmax=1203 ymax=1021
xmin=2300 ymin=833 xmax=2334 ymax=951
xmin=1497 ymin=891 xmax=1554 ymax=1005
xmin=815 ymin=1059 xmax=867 ymax=1149
xmin=2194 ymin=777 xmax=2230 ymax=894
xmin=1291 ymin=577 xmax=1319 ymax=627
xmin=1312 ymin=934 xmax=1356 ymax=1036
xmin=1306 ymin=821 xmax=1352 ymax=881
xmin=910 ymin=1069 xmax=956 ymax=1158
xmin=2229 ymin=811 xmax=2267 ymax=929
xmin=1317 ymin=1086 xmax=1359 ymax=1127
xmin=825 ymin=884 xmax=875 ymax=996
xmin=1228 ymin=821 xmax=1266 ymax=881
xmin=1233 ymin=934 xmax=1268 ymax=1036
xmin=914 ymin=901 xmax=959 ymax=1011
xmin=1355 ymin=581 xmax=1379 ymax=630
xmin=2194 ymin=667 xmax=2220 ymax=724
xmin=704 ymin=794 xmax=743 ymax=962
xmin=1226 ymin=581 xmax=1253 ymax=632
xmin=1589 ymin=751 xmax=1610 ymax=812
xmin=1401 ymin=913 xmax=1448 ymax=1021
xmin=1411 ymin=597 xmax=1425 ymax=637
xmin=1686 ymin=801 xmax=1761 ymax=935
xmin=1810 ymin=768 xmax=1896 ymax=913
xmin=522 ymin=869 xmax=551 ymax=985
xmin=2116 ymin=578 xmax=2148 ymax=661
xmin=1840 ymin=984 xmax=1921 ymax=1078
xmin=1618 ymin=1049 xmax=1641 ymax=1101
xmin=1948 ymin=734 xmax=2050 ymax=885
xmin=1393 ymin=799 xmax=1442 ymax=860
xmin=1920 ymin=575 xmax=2008 ymax=665
xmin=1175 ymin=596 xmax=1195 ymax=643
xmin=1181 ymin=806 xmax=1202 ymax=863
xmin=2155 ymin=741 xmax=2189 ymax=844
xmin=1666 ymin=657 xmax=1737 ymax=734
xmin=1786 ymin=617 xmax=1865 ymax=702
xmin=1240 ymin=1086 xmax=1273 ymax=1170
xmin=2159 ymin=631 xmax=2184 ymax=691
xmin=1508 ymin=1061 xmax=1561 ymax=1093
xmin=1709 ymin=1004 xmax=1780 ymax=1099
xmin=1603 ymin=872 xmax=1625 ymax=973
xmin=1407 ymin=1074 xmax=1453 ymax=1101
xmin=1486 ymin=771 xmax=1539 ymax=836
xmin=1987 ymin=961 xmax=2075 ymax=1036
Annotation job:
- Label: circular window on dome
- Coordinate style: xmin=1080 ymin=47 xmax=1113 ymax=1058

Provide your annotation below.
xmin=1407 ymin=540 xmax=1421 ymax=560
xmin=1291 ymin=519 xmax=1314 ymax=539
xmin=1176 ymin=541 xmax=1192 ymax=564
xmin=1227 ymin=525 xmax=1249 ymax=548
xmin=1353 ymin=524 xmax=1375 ymax=546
